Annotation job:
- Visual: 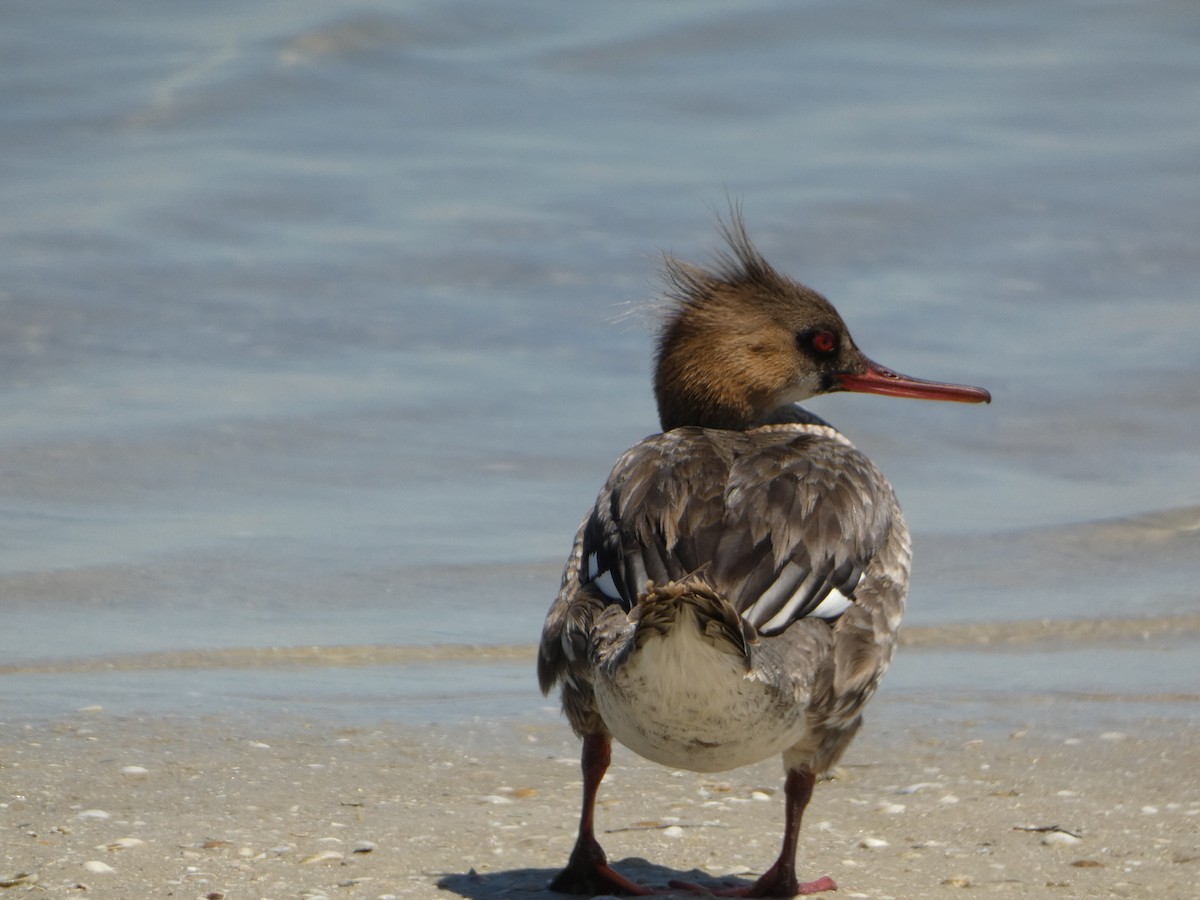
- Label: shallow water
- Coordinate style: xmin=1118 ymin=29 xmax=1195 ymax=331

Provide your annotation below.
xmin=3 ymin=1 xmax=1198 ymax=722
xmin=4 ymin=631 xmax=1198 ymax=730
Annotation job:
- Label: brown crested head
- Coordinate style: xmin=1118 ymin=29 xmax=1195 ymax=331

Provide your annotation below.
xmin=652 ymin=214 xmax=990 ymax=432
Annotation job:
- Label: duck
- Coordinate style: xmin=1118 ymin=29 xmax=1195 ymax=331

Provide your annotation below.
xmin=537 ymin=212 xmax=990 ymax=897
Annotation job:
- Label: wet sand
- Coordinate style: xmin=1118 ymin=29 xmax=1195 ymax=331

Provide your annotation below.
xmin=3 ymin=690 xmax=1197 ymax=899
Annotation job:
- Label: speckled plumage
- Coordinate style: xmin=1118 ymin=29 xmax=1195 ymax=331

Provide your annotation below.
xmin=536 ymin=213 xmax=987 ymax=897
xmin=538 ymin=422 xmax=910 ymax=778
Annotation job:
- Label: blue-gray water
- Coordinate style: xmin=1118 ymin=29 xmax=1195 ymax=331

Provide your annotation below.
xmin=3 ymin=1 xmax=1198 ymax=722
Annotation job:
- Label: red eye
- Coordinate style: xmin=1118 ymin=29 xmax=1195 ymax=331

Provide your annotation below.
xmin=811 ymin=331 xmax=837 ymax=354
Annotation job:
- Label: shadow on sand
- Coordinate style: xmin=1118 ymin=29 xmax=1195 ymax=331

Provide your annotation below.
xmin=437 ymin=856 xmax=756 ymax=897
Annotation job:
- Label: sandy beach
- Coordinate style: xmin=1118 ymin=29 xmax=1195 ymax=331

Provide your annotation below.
xmin=3 ymin=658 xmax=1197 ymax=900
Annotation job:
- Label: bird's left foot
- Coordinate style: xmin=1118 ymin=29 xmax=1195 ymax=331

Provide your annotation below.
xmin=547 ymin=834 xmax=655 ymax=896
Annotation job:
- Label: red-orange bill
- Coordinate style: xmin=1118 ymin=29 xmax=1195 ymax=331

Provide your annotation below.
xmin=837 ymin=360 xmax=991 ymax=404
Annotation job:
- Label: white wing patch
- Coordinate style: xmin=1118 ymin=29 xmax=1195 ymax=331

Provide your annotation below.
xmin=808 ymin=587 xmax=854 ymax=620
xmin=585 ymin=552 xmax=622 ymax=601
xmin=755 ymin=570 xmax=862 ymax=633
xmin=744 ymin=560 xmax=807 ymax=629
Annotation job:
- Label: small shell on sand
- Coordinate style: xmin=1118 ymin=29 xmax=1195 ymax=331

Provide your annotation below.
xmin=897 ymin=782 xmax=941 ymax=794
xmin=859 ymin=837 xmax=889 ymax=850
xmin=99 ymin=837 xmax=145 ymax=851
xmin=83 ymin=861 xmax=115 ymax=874
xmin=299 ymin=850 xmax=344 ymax=865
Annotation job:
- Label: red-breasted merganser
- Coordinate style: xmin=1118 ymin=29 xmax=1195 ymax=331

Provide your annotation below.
xmin=537 ymin=214 xmax=990 ymax=897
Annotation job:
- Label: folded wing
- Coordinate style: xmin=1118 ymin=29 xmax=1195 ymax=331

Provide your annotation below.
xmin=580 ymin=425 xmax=895 ymax=636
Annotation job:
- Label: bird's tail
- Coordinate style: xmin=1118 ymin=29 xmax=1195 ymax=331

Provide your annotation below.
xmin=629 ymin=572 xmax=757 ymax=660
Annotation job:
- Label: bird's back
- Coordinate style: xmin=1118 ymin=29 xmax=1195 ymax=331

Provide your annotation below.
xmin=538 ymin=419 xmax=911 ymax=768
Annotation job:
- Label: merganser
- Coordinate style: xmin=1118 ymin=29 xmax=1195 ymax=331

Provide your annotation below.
xmin=537 ymin=213 xmax=990 ymax=897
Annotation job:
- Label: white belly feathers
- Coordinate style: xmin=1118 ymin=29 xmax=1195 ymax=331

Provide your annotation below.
xmin=593 ymin=606 xmax=811 ymax=773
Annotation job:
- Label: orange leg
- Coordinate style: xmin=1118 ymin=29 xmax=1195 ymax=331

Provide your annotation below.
xmin=548 ymin=733 xmax=653 ymax=896
xmin=672 ymin=769 xmax=836 ymax=897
